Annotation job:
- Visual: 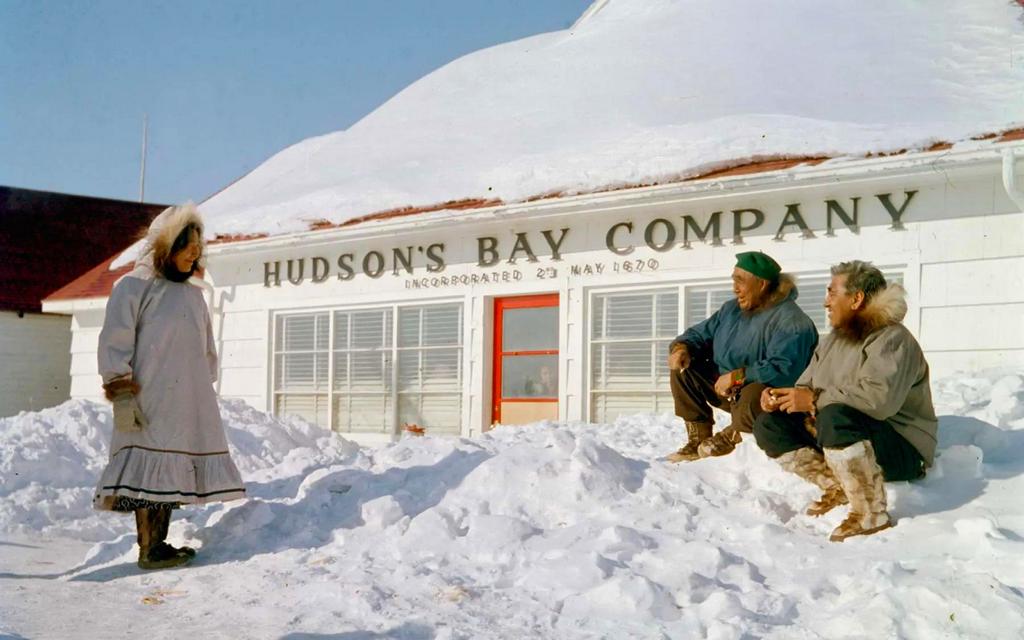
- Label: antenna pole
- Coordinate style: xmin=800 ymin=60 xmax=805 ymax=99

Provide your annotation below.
xmin=139 ymin=114 xmax=148 ymax=203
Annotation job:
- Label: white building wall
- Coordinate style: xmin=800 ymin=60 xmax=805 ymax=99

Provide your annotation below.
xmin=47 ymin=149 xmax=1024 ymax=442
xmin=0 ymin=311 xmax=72 ymax=416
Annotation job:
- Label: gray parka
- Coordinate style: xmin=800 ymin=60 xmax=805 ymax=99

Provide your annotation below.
xmin=796 ymin=284 xmax=938 ymax=465
xmin=93 ymin=205 xmax=245 ymax=509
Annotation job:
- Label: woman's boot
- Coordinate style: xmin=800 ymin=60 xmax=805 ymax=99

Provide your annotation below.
xmin=136 ymin=507 xmax=191 ymax=570
xmin=151 ymin=507 xmax=196 ymax=558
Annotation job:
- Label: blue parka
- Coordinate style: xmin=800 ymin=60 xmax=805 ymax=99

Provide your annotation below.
xmin=674 ymin=276 xmax=818 ymax=387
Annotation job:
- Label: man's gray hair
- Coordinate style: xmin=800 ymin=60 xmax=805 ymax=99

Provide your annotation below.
xmin=831 ymin=260 xmax=887 ymax=299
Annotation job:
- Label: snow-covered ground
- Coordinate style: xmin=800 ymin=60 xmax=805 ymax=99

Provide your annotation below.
xmin=2 ymin=371 xmax=1023 ymax=639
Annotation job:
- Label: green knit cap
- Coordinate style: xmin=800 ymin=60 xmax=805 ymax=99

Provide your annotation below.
xmin=735 ymin=251 xmax=781 ymax=282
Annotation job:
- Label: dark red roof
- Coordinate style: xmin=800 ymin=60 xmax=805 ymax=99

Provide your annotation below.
xmin=0 ymin=186 xmax=167 ymax=313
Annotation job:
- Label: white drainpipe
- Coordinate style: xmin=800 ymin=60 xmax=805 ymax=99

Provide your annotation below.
xmin=1002 ymin=148 xmax=1024 ymax=213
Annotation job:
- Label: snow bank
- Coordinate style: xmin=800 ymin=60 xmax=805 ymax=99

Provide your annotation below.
xmin=0 ymin=398 xmax=349 ymax=540
xmin=2 ymin=371 xmax=1023 ymax=637
xmin=196 ymin=0 xmax=1024 ymax=237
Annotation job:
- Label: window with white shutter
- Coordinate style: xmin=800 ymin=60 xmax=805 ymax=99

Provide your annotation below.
xmin=332 ymin=308 xmax=393 ymax=434
xmin=590 ymin=289 xmax=678 ymax=422
xmin=273 ymin=302 xmax=463 ymax=436
xmin=684 ymin=286 xmax=734 ymax=330
xmin=273 ymin=312 xmax=329 ymax=425
xmin=397 ymin=304 xmax=463 ymax=435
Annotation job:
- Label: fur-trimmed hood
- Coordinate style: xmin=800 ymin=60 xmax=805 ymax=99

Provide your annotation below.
xmin=835 ymin=283 xmax=908 ymax=341
xmin=751 ymin=273 xmax=797 ymax=312
xmin=127 ymin=203 xmax=206 ymax=280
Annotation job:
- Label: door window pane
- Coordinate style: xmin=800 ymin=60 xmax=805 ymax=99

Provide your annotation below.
xmin=501 ymin=306 xmax=558 ymax=351
xmin=502 ymin=354 xmax=558 ymax=398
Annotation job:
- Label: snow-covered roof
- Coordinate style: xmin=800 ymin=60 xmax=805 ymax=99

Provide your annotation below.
xmin=201 ymin=1 xmax=1024 ymax=239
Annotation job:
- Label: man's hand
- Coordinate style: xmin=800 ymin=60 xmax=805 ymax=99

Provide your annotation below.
xmin=667 ymin=343 xmax=691 ymax=371
xmin=714 ymin=372 xmax=735 ymax=397
xmin=760 ymin=387 xmax=780 ymax=412
xmin=773 ymin=387 xmax=816 ymax=414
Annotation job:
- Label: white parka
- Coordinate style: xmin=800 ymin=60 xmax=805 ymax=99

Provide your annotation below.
xmin=93 ymin=204 xmax=245 ymax=509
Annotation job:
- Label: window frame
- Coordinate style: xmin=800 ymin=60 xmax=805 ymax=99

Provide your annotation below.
xmin=271 ymin=299 xmax=465 ymax=436
xmin=586 ymin=286 xmax=681 ymax=423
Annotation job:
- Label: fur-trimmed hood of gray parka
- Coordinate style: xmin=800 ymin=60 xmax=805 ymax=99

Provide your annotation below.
xmin=126 ymin=202 xmax=207 ymax=281
xmin=796 ymin=284 xmax=939 ymax=465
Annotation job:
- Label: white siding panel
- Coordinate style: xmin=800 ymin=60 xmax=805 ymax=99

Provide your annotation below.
xmin=219 ymin=339 xmax=266 ymax=369
xmin=71 ymin=308 xmax=105 ymax=332
xmin=941 ymin=177 xmax=996 ymax=218
xmin=70 ymin=375 xmax=104 ymax=402
xmin=70 ymin=328 xmax=101 ymax=356
xmin=0 ymin=312 xmax=72 ymax=415
xmin=69 ymin=351 xmax=99 ymax=376
xmin=219 ymin=310 xmax=267 ymax=341
xmin=920 ymin=257 xmax=1024 ymax=307
xmin=219 ymin=368 xmax=265 ymax=397
xmin=920 ymin=304 xmax=1024 ymax=351
xmin=919 ymin=214 xmax=1024 ymax=263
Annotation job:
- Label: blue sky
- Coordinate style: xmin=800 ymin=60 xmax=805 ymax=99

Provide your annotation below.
xmin=0 ymin=0 xmax=592 ymax=205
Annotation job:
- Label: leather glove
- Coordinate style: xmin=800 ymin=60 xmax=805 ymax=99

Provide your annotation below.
xmin=112 ymin=391 xmax=147 ymax=432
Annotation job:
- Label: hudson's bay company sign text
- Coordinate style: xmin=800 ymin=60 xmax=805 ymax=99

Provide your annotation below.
xmin=262 ymin=190 xmax=917 ymax=287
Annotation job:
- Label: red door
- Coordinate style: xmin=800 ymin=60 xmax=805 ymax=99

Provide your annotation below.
xmin=493 ymin=294 xmax=559 ymax=425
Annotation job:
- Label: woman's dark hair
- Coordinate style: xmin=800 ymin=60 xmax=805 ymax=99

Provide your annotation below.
xmin=157 ymin=222 xmax=203 ymax=281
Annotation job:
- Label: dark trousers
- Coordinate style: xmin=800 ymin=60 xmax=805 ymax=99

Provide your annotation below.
xmin=670 ymin=360 xmax=766 ymax=433
xmin=753 ymin=403 xmax=924 ymax=481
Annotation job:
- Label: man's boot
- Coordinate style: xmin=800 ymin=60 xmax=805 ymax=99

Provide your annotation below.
xmin=136 ymin=507 xmax=191 ymax=570
xmin=697 ymin=426 xmax=743 ymax=458
xmin=666 ymin=421 xmax=713 ymax=462
xmin=151 ymin=507 xmax=197 ymax=559
xmin=776 ymin=447 xmax=848 ymax=516
xmin=823 ymin=440 xmax=893 ymax=542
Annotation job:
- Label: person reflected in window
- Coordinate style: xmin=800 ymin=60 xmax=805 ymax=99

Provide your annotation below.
xmin=523 ymin=365 xmax=557 ymax=397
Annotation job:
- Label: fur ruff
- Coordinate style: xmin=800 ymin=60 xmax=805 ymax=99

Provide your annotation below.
xmin=834 ymin=283 xmax=908 ymax=342
xmin=130 ymin=203 xmax=206 ymax=280
xmin=746 ymin=273 xmax=796 ymax=314
xmin=102 ymin=375 xmax=140 ymax=401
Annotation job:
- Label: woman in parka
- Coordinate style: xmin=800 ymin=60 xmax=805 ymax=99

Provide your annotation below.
xmin=93 ymin=203 xmax=245 ymax=570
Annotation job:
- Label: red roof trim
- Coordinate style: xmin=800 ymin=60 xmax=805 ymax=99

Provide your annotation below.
xmin=316 ymin=197 xmax=504 ymax=231
xmin=44 ymin=254 xmax=132 ymax=302
xmin=210 ymin=232 xmax=269 ymax=244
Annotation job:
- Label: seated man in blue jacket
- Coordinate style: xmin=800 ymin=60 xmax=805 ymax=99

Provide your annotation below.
xmin=666 ymin=252 xmax=818 ymax=462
